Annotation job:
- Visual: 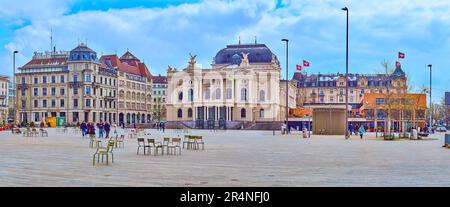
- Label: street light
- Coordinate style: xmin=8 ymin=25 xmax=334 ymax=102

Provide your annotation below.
xmin=428 ymin=64 xmax=432 ymax=132
xmin=342 ymin=7 xmax=350 ymax=139
xmin=12 ymin=50 xmax=18 ymax=128
xmin=281 ymin=39 xmax=289 ymax=134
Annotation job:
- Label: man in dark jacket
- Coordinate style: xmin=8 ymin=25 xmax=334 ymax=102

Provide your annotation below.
xmin=104 ymin=122 xmax=111 ymax=139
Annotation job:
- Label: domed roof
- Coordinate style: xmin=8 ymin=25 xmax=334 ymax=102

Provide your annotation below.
xmin=68 ymin=43 xmax=97 ymax=62
xmin=214 ymin=44 xmax=277 ymax=65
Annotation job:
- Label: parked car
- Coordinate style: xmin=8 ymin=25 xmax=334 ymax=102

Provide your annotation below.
xmin=436 ymin=126 xmax=447 ymax=132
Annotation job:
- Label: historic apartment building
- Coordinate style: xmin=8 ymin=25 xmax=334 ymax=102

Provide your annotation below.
xmin=166 ymin=43 xmax=296 ymax=128
xmin=152 ymin=74 xmax=167 ymax=121
xmin=292 ymin=66 xmax=408 ymax=117
xmin=0 ymin=75 xmax=9 ymax=124
xmin=16 ymin=44 xmax=118 ymax=124
xmin=16 ymin=44 xmax=153 ymax=125
xmin=100 ymin=51 xmax=153 ymax=126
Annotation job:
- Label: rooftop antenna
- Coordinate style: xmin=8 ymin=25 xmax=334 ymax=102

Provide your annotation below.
xmin=50 ymin=28 xmax=53 ymax=53
xmin=238 ymin=36 xmax=241 ymax=45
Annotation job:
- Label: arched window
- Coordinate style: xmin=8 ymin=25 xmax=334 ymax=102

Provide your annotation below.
xmin=241 ymin=108 xmax=246 ymax=118
xmin=241 ymin=88 xmax=247 ymax=101
xmin=215 ymin=88 xmax=221 ymax=100
xmin=259 ymin=90 xmax=265 ymax=101
xmin=259 ymin=109 xmax=264 ymax=118
xmin=188 ymin=108 xmax=193 ymax=118
xmin=178 ymin=91 xmax=183 ymax=101
xmin=188 ymin=89 xmax=194 ymax=101
xmin=226 ymin=88 xmax=232 ymax=99
xmin=177 ymin=109 xmax=183 ymax=118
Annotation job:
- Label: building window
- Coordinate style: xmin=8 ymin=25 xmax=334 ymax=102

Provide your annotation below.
xmin=350 ymin=89 xmax=354 ymax=94
xmin=188 ymin=89 xmax=194 ymax=101
xmin=215 ymin=88 xmax=221 ymax=100
xmin=86 ymin=99 xmax=91 ymax=107
xmin=73 ymin=87 xmax=78 ymax=95
xmin=43 ymin=88 xmax=47 ymax=96
xmin=330 ymin=96 xmax=334 ymax=102
xmin=60 ymin=75 xmax=65 ymax=83
xmin=329 ymin=89 xmax=334 ymax=94
xmin=339 ymin=96 xmax=343 ymax=102
xmin=241 ymin=88 xmax=247 ymax=101
xmin=34 ymin=100 xmax=38 ymax=108
xmin=241 ymin=108 xmax=246 ymax=118
xmin=34 ymin=88 xmax=38 ymax=96
xmin=178 ymin=91 xmax=183 ymax=101
xmin=42 ymin=100 xmax=47 ymax=108
xmin=85 ymin=86 xmax=91 ymax=95
xmin=51 ymin=76 xmax=56 ymax=83
xmin=51 ymin=87 xmax=56 ymax=96
xmin=188 ymin=108 xmax=193 ymax=118
xmin=22 ymin=100 xmax=26 ymax=109
xmin=259 ymin=109 xmax=264 ymax=118
xmin=226 ymin=88 xmax=232 ymax=99
xmin=34 ymin=78 xmax=38 ymax=84
xmin=85 ymin=74 xmax=91 ymax=82
xmin=60 ymin=88 xmax=65 ymax=95
xmin=376 ymin=98 xmax=385 ymax=105
xmin=74 ymin=99 xmax=78 ymax=108
xmin=43 ymin=76 xmax=47 ymax=83
xmin=349 ymin=96 xmax=354 ymax=102
xmin=177 ymin=109 xmax=183 ymax=118
xmin=339 ymin=89 xmax=344 ymax=95
xmin=51 ymin=99 xmax=56 ymax=108
xmin=73 ymin=74 xmax=78 ymax=82
xmin=259 ymin=90 xmax=265 ymax=102
xmin=60 ymin=99 xmax=65 ymax=107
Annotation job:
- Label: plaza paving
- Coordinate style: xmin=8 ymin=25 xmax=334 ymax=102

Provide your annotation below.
xmin=0 ymin=128 xmax=449 ymax=187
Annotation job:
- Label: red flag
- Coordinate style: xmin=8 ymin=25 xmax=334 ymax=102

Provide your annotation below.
xmin=296 ymin=64 xmax=302 ymax=71
xmin=398 ymin=52 xmax=405 ymax=59
xmin=395 ymin=61 xmax=401 ymax=68
xmin=303 ymin=60 xmax=310 ymax=67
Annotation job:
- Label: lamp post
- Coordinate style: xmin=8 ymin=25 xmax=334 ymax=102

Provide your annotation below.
xmin=12 ymin=50 xmax=18 ymax=127
xmin=342 ymin=7 xmax=350 ymax=139
xmin=281 ymin=39 xmax=289 ymax=134
xmin=428 ymin=64 xmax=432 ymax=133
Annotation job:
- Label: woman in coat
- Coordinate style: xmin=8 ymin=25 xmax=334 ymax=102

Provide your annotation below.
xmin=358 ymin=125 xmax=366 ymax=139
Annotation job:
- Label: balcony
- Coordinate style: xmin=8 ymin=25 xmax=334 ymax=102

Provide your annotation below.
xmin=104 ymin=96 xmax=115 ymax=101
xmin=17 ymin=83 xmax=29 ymax=90
xmin=68 ymin=81 xmax=82 ymax=88
xmin=0 ymin=95 xmax=6 ymax=99
xmin=92 ymin=82 xmax=101 ymax=89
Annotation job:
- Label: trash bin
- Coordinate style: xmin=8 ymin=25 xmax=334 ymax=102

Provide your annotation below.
xmin=445 ymin=134 xmax=450 ymax=145
xmin=411 ymin=129 xmax=418 ymax=140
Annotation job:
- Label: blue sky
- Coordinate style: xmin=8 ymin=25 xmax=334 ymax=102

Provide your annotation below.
xmin=0 ymin=0 xmax=449 ymax=102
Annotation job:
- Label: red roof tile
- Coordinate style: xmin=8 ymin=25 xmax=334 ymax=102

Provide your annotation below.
xmin=22 ymin=57 xmax=68 ymax=68
xmin=100 ymin=52 xmax=152 ymax=79
xmin=152 ymin=74 xmax=167 ymax=84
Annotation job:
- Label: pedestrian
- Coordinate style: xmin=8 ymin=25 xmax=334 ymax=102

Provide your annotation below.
xmin=348 ymin=124 xmax=354 ymax=136
xmin=161 ymin=122 xmax=165 ymax=133
xmin=104 ymin=122 xmax=111 ymax=139
xmin=80 ymin=121 xmax=87 ymax=137
xmin=98 ymin=121 xmax=104 ymax=138
xmin=359 ymin=125 xmax=366 ymax=139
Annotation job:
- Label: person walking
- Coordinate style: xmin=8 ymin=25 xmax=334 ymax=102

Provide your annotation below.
xmin=98 ymin=121 xmax=104 ymax=138
xmin=104 ymin=122 xmax=111 ymax=139
xmin=358 ymin=125 xmax=366 ymax=139
xmin=161 ymin=122 xmax=165 ymax=133
xmin=80 ymin=121 xmax=87 ymax=137
xmin=348 ymin=124 xmax=354 ymax=136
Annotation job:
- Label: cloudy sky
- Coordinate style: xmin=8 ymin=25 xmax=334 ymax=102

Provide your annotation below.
xmin=1 ymin=0 xmax=449 ymax=102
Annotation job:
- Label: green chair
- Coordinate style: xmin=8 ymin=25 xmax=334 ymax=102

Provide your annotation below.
xmin=93 ymin=140 xmax=115 ymax=165
xmin=183 ymin=135 xmax=194 ymax=149
xmin=168 ymin=138 xmax=182 ymax=155
xmin=147 ymin=138 xmax=163 ymax=156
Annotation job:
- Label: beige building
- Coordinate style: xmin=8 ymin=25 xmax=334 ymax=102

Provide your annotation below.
xmin=16 ymin=44 xmax=119 ymax=125
xmin=292 ymin=67 xmax=407 ymax=117
xmin=100 ymin=51 xmax=153 ymax=126
xmin=166 ymin=43 xmax=296 ymax=129
xmin=0 ymin=75 xmax=8 ymax=124
xmin=152 ymin=74 xmax=167 ymax=121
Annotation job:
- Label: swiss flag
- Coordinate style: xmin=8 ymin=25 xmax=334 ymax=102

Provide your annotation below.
xmin=395 ymin=61 xmax=401 ymax=68
xmin=303 ymin=60 xmax=310 ymax=67
xmin=398 ymin=52 xmax=405 ymax=59
xmin=296 ymin=64 xmax=302 ymax=71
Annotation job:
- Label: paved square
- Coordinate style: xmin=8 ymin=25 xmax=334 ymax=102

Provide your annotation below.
xmin=0 ymin=128 xmax=449 ymax=186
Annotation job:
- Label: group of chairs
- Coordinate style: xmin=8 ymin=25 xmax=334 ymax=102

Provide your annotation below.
xmin=20 ymin=128 xmax=48 ymax=137
xmin=183 ymin=135 xmax=205 ymax=150
xmin=137 ymin=137 xmax=182 ymax=156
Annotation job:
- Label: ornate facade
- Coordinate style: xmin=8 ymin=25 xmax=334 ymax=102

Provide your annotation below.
xmin=100 ymin=51 xmax=153 ymax=126
xmin=0 ymin=75 xmax=8 ymax=124
xmin=152 ymin=74 xmax=167 ymax=121
xmin=166 ymin=43 xmax=296 ymax=128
